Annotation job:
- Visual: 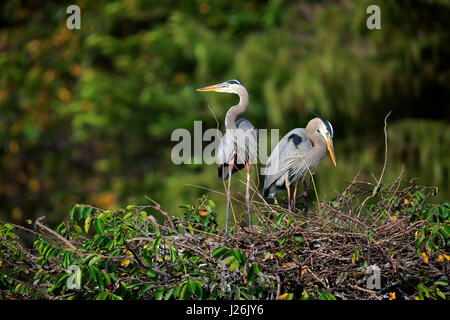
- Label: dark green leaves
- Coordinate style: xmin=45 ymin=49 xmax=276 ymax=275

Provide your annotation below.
xmin=231 ymin=248 xmax=246 ymax=265
xmin=212 ymin=246 xmax=230 ymax=259
xmin=187 ymin=279 xmax=197 ymax=294
xmin=69 ymin=204 xmax=96 ymax=222
xmin=94 ymin=217 xmax=105 ymax=236
xmin=246 ymin=263 xmax=259 ymax=286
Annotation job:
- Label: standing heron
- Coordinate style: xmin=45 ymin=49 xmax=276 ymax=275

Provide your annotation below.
xmin=197 ymin=79 xmax=258 ymax=234
xmin=263 ymin=117 xmax=336 ymax=211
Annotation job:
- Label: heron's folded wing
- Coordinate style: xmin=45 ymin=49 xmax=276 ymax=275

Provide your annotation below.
xmin=263 ymin=128 xmax=311 ymax=194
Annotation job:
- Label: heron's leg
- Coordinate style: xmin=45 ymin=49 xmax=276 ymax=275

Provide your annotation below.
xmin=245 ymin=163 xmax=252 ymax=231
xmin=285 ymin=177 xmax=291 ymax=212
xmin=292 ymin=182 xmax=298 ymax=212
xmin=302 ymin=180 xmax=309 ymax=213
xmin=225 ymin=159 xmax=233 ymax=236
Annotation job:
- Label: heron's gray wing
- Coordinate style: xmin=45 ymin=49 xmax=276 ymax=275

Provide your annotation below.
xmin=217 ymin=132 xmax=236 ymax=179
xmin=235 ymin=118 xmax=258 ymax=166
xmin=217 ymin=118 xmax=258 ymax=180
xmin=235 ymin=118 xmax=254 ymax=130
xmin=263 ymin=128 xmax=312 ymax=198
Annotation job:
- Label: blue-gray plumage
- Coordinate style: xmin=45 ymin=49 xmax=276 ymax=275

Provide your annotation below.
xmin=218 ymin=117 xmax=258 ymax=180
xmin=197 ymin=80 xmax=258 ymax=234
xmin=263 ymin=117 xmax=336 ymax=210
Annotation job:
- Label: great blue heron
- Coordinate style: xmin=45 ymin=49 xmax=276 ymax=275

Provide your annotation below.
xmin=263 ymin=117 xmax=336 ymax=211
xmin=197 ymin=79 xmax=258 ymax=235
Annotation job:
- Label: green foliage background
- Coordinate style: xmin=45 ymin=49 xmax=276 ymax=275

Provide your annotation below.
xmin=0 ymin=0 xmax=449 ymax=225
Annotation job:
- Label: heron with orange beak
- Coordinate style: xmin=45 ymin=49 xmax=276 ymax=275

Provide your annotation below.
xmin=197 ymin=79 xmax=258 ymax=235
xmin=263 ymin=117 xmax=336 ymax=212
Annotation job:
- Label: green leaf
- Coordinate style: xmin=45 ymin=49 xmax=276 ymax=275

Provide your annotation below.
xmin=123 ymin=212 xmax=134 ymax=220
xmin=95 ymin=268 xmax=105 ymax=290
xmin=84 ymin=217 xmax=92 ymax=233
xmin=276 ymin=251 xmax=287 ymax=259
xmin=434 ymin=279 xmax=448 ymax=287
xmin=441 ymin=225 xmax=450 ymax=238
xmin=225 ymin=256 xmax=235 ymax=266
xmin=187 ymin=279 xmax=196 ymax=294
xmin=212 ymin=246 xmax=230 ymax=259
xmin=231 ymin=248 xmax=242 ymax=264
xmin=83 ymin=207 xmax=93 ymax=219
xmin=240 ymin=290 xmax=253 ymax=300
xmin=88 ymin=265 xmax=97 ymax=282
xmin=95 ymin=218 xmax=105 ymax=236
xmin=97 ymin=291 xmax=109 ymax=300
xmin=72 ymin=224 xmax=82 ymax=234
xmin=275 ymin=213 xmax=286 ymax=225
xmin=153 ymin=237 xmax=162 ymax=256
xmin=55 ymin=274 xmax=70 ymax=288
xmin=319 ymin=290 xmax=336 ymax=300
xmin=76 ymin=206 xmax=84 ymax=221
xmin=110 ymin=294 xmax=123 ymax=300
xmin=155 ymin=287 xmax=164 ymax=300
xmin=195 ymin=281 xmax=204 ymax=299
xmin=415 ymin=234 xmax=426 ymax=248
xmin=247 ymin=263 xmax=259 ymax=285
xmin=229 ymin=260 xmax=239 ymax=272
xmin=88 ymin=255 xmax=102 ymax=266
xmin=417 ymin=283 xmax=430 ymax=298
xmin=435 ymin=288 xmax=446 ymax=300
xmin=164 ymin=288 xmax=174 ymax=300
xmin=436 ymin=205 xmax=448 ymax=219
xmin=146 ymin=269 xmax=157 ymax=278
xmin=179 ymin=283 xmax=189 ymax=300
xmin=139 ymin=284 xmax=153 ymax=297
xmin=352 ymin=248 xmax=360 ymax=263
xmin=102 ymin=270 xmax=111 ymax=286
xmin=431 ymin=223 xmax=439 ymax=239
xmin=69 ymin=204 xmax=78 ymax=220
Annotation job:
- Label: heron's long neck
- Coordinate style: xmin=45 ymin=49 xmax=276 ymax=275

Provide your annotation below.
xmin=307 ymin=132 xmax=327 ymax=166
xmin=225 ymin=90 xmax=249 ymax=130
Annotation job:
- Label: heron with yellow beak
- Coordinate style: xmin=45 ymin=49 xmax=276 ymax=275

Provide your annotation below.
xmin=263 ymin=117 xmax=336 ymax=211
xmin=197 ymin=79 xmax=258 ymax=235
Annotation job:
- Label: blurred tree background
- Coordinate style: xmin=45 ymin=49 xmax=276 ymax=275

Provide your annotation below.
xmin=0 ymin=0 xmax=449 ymax=226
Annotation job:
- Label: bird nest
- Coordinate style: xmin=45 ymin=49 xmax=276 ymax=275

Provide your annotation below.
xmin=0 ymin=172 xmax=448 ymax=300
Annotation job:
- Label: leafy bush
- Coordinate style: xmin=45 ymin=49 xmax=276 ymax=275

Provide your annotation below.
xmin=0 ymin=177 xmax=448 ymax=300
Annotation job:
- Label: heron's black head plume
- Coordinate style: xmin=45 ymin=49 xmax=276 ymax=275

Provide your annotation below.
xmin=312 ymin=113 xmax=334 ymax=137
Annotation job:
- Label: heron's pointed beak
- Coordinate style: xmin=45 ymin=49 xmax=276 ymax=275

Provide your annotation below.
xmin=326 ymin=138 xmax=337 ymax=167
xmin=196 ymin=84 xmax=223 ymax=92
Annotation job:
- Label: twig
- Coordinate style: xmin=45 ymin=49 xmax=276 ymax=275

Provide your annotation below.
xmin=348 ymin=284 xmax=382 ymax=300
xmin=358 ymin=111 xmax=392 ymax=217
xmin=374 ymin=111 xmax=392 ymax=196
xmin=35 ymin=217 xmax=77 ymax=250
xmin=145 ymin=196 xmax=180 ymax=234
